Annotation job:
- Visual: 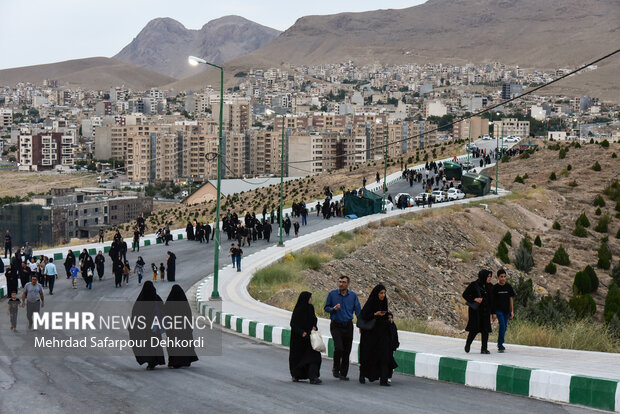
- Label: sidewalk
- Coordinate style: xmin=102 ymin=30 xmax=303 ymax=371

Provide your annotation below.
xmin=196 ymin=190 xmax=620 ymax=412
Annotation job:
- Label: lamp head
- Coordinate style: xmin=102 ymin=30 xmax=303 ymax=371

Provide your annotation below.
xmin=188 ymin=56 xmax=206 ymax=66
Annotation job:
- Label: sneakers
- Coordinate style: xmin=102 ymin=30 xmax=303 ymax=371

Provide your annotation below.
xmin=498 ymin=347 xmax=506 ymax=353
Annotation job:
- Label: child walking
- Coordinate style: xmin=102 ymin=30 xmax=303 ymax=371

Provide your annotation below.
xmin=8 ymin=291 xmax=20 ymax=331
xmin=151 ymin=263 xmax=158 ymax=281
xmin=123 ymin=260 xmax=131 ymax=285
xmin=70 ymin=263 xmax=79 ymax=289
xmin=159 ymin=263 xmax=165 ymax=281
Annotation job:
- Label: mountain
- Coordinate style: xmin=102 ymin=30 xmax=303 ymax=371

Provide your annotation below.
xmin=114 ymin=16 xmax=280 ymax=78
xmin=168 ymin=0 xmax=620 ymax=95
xmin=0 ymin=57 xmax=175 ymax=90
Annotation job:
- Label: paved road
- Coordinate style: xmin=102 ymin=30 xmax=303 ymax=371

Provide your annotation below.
xmin=0 ymin=331 xmax=596 ymax=413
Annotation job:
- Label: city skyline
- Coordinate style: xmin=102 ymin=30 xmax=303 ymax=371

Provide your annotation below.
xmin=0 ymin=0 xmax=422 ymax=70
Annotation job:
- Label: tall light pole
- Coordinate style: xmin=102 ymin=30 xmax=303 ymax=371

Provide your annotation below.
xmin=189 ymin=55 xmax=223 ymax=300
xmin=382 ymin=120 xmax=388 ymax=213
xmin=278 ymin=116 xmax=285 ymax=247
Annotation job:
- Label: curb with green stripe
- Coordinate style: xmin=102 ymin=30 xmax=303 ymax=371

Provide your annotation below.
xmin=196 ymin=278 xmax=620 ymax=412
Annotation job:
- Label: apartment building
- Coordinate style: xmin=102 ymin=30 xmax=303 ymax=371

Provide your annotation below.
xmin=493 ymin=118 xmax=530 ymax=138
xmin=453 ymin=116 xmax=490 ymax=141
xmin=211 ymin=96 xmax=252 ymax=134
xmin=288 ymin=131 xmax=366 ymax=176
xmin=0 ymin=108 xmax=12 ymax=127
xmin=18 ymin=131 xmax=74 ymax=170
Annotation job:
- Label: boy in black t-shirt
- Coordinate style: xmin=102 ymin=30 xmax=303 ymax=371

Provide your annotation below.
xmin=8 ymin=291 xmax=20 ymax=331
xmin=492 ymin=268 xmax=515 ymax=353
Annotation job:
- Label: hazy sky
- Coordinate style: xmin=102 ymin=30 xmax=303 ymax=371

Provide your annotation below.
xmin=0 ymin=0 xmax=425 ymax=70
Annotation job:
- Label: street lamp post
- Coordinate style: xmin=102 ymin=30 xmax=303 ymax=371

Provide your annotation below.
xmin=382 ymin=121 xmax=388 ymax=213
xmin=278 ymin=116 xmax=285 ymax=247
xmin=188 ymin=55 xmax=223 ymax=300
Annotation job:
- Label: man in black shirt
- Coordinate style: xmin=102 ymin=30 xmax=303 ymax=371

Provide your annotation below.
xmin=492 ymin=268 xmax=515 ymax=353
xmin=4 ymin=230 xmax=12 ymax=258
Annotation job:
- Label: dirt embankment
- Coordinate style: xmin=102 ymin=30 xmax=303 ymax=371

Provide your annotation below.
xmin=264 ymin=141 xmax=620 ymax=329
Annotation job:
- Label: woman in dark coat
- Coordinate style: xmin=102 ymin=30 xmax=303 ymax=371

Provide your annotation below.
xmin=165 ymin=284 xmax=199 ymax=368
xmin=462 ymin=269 xmax=493 ymax=354
xmin=359 ymin=284 xmax=392 ymax=386
xmin=129 ymin=281 xmax=166 ymax=370
xmin=95 ymin=251 xmax=105 ymax=280
xmin=64 ymin=249 xmax=75 ymax=279
xmin=81 ymin=253 xmax=95 ymax=289
xmin=289 ymin=291 xmax=322 ymax=384
xmin=5 ymin=264 xmax=18 ymax=294
xmin=186 ymin=222 xmax=194 ymax=241
xmin=166 ymin=251 xmax=176 ymax=282
xmin=113 ymin=258 xmax=124 ymax=288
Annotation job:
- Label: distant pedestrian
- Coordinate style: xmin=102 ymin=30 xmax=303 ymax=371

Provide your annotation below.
xmin=294 ymin=221 xmax=300 ymax=237
xmin=4 ymin=230 xmax=12 ymax=259
xmin=123 ymin=260 xmax=131 ymax=285
xmin=159 ymin=263 xmax=165 ymax=281
xmin=98 ymin=227 xmax=104 ymax=243
xmin=8 ymin=291 xmax=20 ymax=331
xmin=21 ymin=275 xmax=44 ymax=329
xmin=44 ymin=258 xmax=58 ymax=295
xmin=492 ymin=268 xmax=515 ymax=353
xmin=363 ymin=177 xmax=367 ymax=188
xmin=376 ymin=172 xmax=380 ymax=183
xmin=166 ymin=251 xmax=176 ymax=282
xmin=230 ymin=243 xmax=236 ymax=268
xmin=95 ymin=251 xmax=105 ymax=280
xmin=235 ymin=244 xmax=243 ymax=272
xmin=113 ymin=259 xmax=124 ymax=288
xmin=70 ymin=263 xmax=79 ymax=289
xmin=135 ymin=256 xmax=145 ymax=284
xmin=24 ymin=242 xmax=33 ymax=262
xmin=463 ymin=269 xmax=493 ymax=354
xmin=133 ymin=228 xmax=140 ymax=252
xmin=324 ymin=275 xmax=361 ymax=381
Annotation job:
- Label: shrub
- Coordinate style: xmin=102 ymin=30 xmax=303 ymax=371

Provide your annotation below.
xmin=584 ymin=265 xmax=599 ymax=291
xmin=520 ymin=291 xmax=574 ymax=325
xmin=568 ymin=180 xmax=578 ymax=187
xmin=513 ymin=175 xmax=525 ymax=184
xmin=617 ymin=228 xmax=620 ymax=239
xmin=502 ymin=231 xmax=512 ymax=246
xmin=559 ymin=148 xmax=567 ymax=159
xmin=544 ymin=261 xmax=557 ymax=274
xmin=552 ymin=221 xmax=562 ymax=230
xmin=514 ymin=244 xmax=534 ymax=272
xmin=601 ymin=139 xmax=610 ymax=148
xmin=534 ymin=235 xmax=542 ymax=247
xmin=595 ymin=207 xmax=602 ymax=216
xmin=612 ymin=152 xmax=618 ymax=159
xmin=612 ymin=263 xmax=620 ymax=288
xmin=501 ymin=154 xmax=510 ymax=163
xmin=593 ymin=194 xmax=606 ymax=207
xmin=567 ymin=164 xmax=572 ymax=171
xmin=513 ymin=276 xmax=535 ymax=308
xmin=520 ymin=235 xmax=533 ymax=254
xmin=549 ymin=172 xmax=557 ymax=181
xmin=594 ymin=213 xmax=611 ymax=233
xmin=597 ymin=241 xmax=612 ymax=270
xmin=576 ymin=213 xmax=590 ymax=228
xmin=573 ymin=271 xmax=592 ymax=294
xmin=569 ymin=295 xmax=597 ymax=318
xmin=604 ymin=283 xmax=620 ymax=323
xmin=591 ymin=161 xmax=602 ymax=171
xmin=572 ymin=224 xmax=588 ymax=237
xmin=496 ymin=240 xmax=510 ymax=264
xmin=552 ymin=245 xmax=570 ymax=266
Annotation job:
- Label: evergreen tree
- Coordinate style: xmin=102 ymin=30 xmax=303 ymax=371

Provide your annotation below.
xmin=552 ymin=245 xmax=570 ymax=266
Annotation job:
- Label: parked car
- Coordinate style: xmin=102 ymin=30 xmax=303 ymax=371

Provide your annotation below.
xmin=395 ymin=192 xmax=414 ymax=207
xmin=414 ymin=192 xmax=435 ymax=205
xmin=447 ymin=188 xmax=466 ymax=200
xmin=504 ymin=136 xmax=521 ymax=142
xmin=482 ymin=134 xmax=492 ymax=140
xmin=432 ymin=191 xmax=447 ymax=202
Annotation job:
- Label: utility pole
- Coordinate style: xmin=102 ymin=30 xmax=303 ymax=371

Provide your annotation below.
xmin=278 ymin=116 xmax=285 ymax=247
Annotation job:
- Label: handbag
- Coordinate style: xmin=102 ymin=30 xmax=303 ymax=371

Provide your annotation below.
xmin=356 ymin=316 xmax=376 ymax=331
xmin=310 ymin=330 xmax=326 ymax=353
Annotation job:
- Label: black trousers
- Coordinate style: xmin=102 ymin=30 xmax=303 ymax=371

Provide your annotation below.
xmin=47 ymin=275 xmax=55 ymax=293
xmin=330 ymin=321 xmax=353 ymax=376
xmin=466 ymin=330 xmax=489 ymax=351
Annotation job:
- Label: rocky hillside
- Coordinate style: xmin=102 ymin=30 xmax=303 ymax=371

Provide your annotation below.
xmin=263 ymin=140 xmax=620 ymax=329
xmin=114 ymin=16 xmax=280 ymax=78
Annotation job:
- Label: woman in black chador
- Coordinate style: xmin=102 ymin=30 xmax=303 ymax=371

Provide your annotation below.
xmin=462 ymin=269 xmax=493 ymax=354
xmin=359 ymin=284 xmax=392 ymax=386
xmin=165 ymin=284 xmax=199 ymax=368
xmin=129 ymin=281 xmax=166 ymax=370
xmin=166 ymin=251 xmax=176 ymax=282
xmin=289 ymin=291 xmax=322 ymax=384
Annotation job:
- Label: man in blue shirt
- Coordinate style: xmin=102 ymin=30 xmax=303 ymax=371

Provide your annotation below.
xmin=324 ymin=275 xmax=361 ymax=381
